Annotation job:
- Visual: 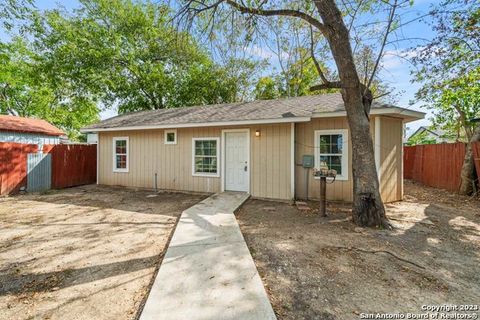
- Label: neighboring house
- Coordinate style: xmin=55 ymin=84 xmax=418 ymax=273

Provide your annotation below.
xmin=0 ymin=115 xmax=65 ymax=147
xmin=81 ymin=94 xmax=424 ymax=203
xmin=407 ymin=126 xmax=454 ymax=144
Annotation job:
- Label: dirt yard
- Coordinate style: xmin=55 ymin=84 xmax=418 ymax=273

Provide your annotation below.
xmin=0 ymin=185 xmax=205 ymax=320
xmin=236 ymin=180 xmax=480 ymax=320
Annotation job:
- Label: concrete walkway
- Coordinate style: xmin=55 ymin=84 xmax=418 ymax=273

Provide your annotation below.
xmin=140 ymin=192 xmax=277 ymax=320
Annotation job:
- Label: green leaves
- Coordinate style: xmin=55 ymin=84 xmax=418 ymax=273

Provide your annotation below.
xmin=34 ymin=0 xmax=245 ymax=113
xmin=412 ymin=0 xmax=480 ymax=141
xmin=1 ymin=0 xmax=253 ymax=139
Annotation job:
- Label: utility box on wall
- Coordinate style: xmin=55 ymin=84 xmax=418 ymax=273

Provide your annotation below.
xmin=302 ymin=155 xmax=314 ymax=168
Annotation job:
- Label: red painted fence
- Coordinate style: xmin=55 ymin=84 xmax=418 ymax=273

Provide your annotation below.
xmin=44 ymin=144 xmax=97 ymax=189
xmin=404 ymin=142 xmax=480 ymax=192
xmin=0 ymin=142 xmax=39 ymax=195
xmin=0 ymin=142 xmax=96 ymax=195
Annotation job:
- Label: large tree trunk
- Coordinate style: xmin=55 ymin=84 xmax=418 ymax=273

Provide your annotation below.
xmin=314 ymin=0 xmax=390 ymax=228
xmin=459 ymin=125 xmax=480 ymax=195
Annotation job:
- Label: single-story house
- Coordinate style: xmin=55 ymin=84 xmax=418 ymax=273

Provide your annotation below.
xmin=81 ymin=94 xmax=424 ymax=202
xmin=0 ymin=115 xmax=65 ymax=147
xmin=407 ymin=126 xmax=455 ymax=144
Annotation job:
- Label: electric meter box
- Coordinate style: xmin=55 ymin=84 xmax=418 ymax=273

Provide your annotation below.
xmin=302 ymin=155 xmax=314 ymax=168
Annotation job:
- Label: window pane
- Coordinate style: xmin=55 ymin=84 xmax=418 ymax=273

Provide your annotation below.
xmin=318 ymin=133 xmax=345 ymax=176
xmin=331 ymin=134 xmax=342 ymax=154
xmin=319 ymin=155 xmax=329 ymax=169
xmin=210 ymin=142 xmax=217 ymax=156
xmin=116 ymin=155 xmax=127 ymax=169
xmin=195 ymin=141 xmax=204 ymax=155
xmin=195 ymin=156 xmax=217 ymax=173
xmin=330 ymin=155 xmax=342 ymax=174
xmin=319 ymin=135 xmax=331 ymax=153
xmin=318 ymin=155 xmax=342 ymax=175
xmin=195 ymin=140 xmax=217 ymax=156
xmin=194 ymin=140 xmax=218 ymax=174
xmin=116 ymin=140 xmax=126 ymax=154
xmin=166 ymin=132 xmax=175 ymax=142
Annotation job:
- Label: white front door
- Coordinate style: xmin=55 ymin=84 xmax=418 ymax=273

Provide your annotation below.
xmin=224 ymin=131 xmax=249 ymax=192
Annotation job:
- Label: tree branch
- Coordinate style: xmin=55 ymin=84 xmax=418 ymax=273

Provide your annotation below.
xmin=224 ymin=0 xmax=327 ymax=34
xmin=309 ymin=25 xmax=330 ymax=84
xmin=310 ymin=81 xmax=342 ymax=91
xmin=365 ymin=0 xmax=398 ymax=93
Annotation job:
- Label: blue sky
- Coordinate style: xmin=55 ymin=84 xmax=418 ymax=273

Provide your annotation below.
xmin=4 ymin=0 xmax=438 ymax=135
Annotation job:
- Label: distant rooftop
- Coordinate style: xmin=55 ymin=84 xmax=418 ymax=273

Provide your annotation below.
xmin=0 ymin=115 xmax=65 ymax=136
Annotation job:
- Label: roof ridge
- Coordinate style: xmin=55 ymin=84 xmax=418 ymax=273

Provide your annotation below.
xmin=82 ymin=93 xmax=421 ymax=132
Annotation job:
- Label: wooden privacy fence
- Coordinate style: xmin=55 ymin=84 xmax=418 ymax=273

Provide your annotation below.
xmin=404 ymin=142 xmax=480 ymax=192
xmin=0 ymin=142 xmax=96 ymax=195
xmin=44 ymin=144 xmax=97 ymax=189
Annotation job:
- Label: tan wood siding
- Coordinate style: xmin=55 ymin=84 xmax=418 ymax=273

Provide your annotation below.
xmin=295 ymin=116 xmax=402 ymax=202
xmin=295 ymin=117 xmax=353 ymax=201
xmin=379 ymin=117 xmax=403 ymax=202
xmin=98 ymin=116 xmax=403 ymax=202
xmin=98 ymin=124 xmax=292 ymax=200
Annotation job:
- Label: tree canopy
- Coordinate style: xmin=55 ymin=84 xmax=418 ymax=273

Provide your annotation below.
xmin=0 ymin=0 xmax=259 ymax=138
xmin=412 ymin=0 xmax=480 ymax=141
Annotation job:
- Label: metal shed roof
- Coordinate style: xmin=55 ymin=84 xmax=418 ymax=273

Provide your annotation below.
xmin=0 ymin=115 xmax=65 ymax=136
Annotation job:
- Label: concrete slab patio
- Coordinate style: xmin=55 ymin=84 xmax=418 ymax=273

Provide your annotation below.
xmin=140 ymin=192 xmax=277 ymax=320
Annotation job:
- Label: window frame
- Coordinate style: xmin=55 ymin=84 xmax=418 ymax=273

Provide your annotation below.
xmin=112 ymin=136 xmax=129 ymax=173
xmin=314 ymin=129 xmax=348 ymax=181
xmin=192 ymin=137 xmax=220 ymax=177
xmin=164 ymin=129 xmax=177 ymax=145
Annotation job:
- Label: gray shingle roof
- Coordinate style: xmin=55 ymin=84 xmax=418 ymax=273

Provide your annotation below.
xmin=83 ymin=93 xmax=396 ymax=130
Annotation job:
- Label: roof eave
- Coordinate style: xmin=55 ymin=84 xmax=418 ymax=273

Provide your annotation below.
xmin=80 ymin=116 xmax=311 ymax=133
xmin=312 ymin=107 xmax=425 ymax=123
xmin=0 ymin=128 xmax=64 ymax=136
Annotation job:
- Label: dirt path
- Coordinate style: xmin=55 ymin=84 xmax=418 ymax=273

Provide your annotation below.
xmin=236 ymin=181 xmax=480 ymax=320
xmin=0 ymin=185 xmax=205 ymax=320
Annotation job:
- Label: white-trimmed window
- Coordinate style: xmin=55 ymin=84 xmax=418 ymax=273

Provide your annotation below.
xmin=164 ymin=129 xmax=177 ymax=144
xmin=314 ymin=129 xmax=348 ymax=180
xmin=113 ymin=137 xmax=129 ymax=172
xmin=192 ymin=138 xmax=219 ymax=177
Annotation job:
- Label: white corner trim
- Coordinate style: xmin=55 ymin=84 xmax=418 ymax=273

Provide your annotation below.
xmin=164 ymin=129 xmax=177 ymax=144
xmin=81 ymin=117 xmax=311 ymax=133
xmin=96 ymin=134 xmax=100 ymax=184
xmin=313 ymin=129 xmax=349 ymax=181
xmin=112 ymin=136 xmax=129 ymax=173
xmin=221 ymin=128 xmax=250 ymax=193
xmin=375 ymin=117 xmax=381 ymax=182
xmin=192 ymin=137 xmax=220 ymax=178
xmin=290 ymin=123 xmax=295 ymax=199
xmin=401 ymin=123 xmax=405 ymax=199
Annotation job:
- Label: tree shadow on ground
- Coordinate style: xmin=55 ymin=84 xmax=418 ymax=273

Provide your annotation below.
xmin=0 ymin=255 xmax=160 ymax=296
xmin=13 ymin=184 xmax=207 ymax=218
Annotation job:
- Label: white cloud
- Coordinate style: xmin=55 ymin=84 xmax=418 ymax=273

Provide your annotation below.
xmin=244 ymin=45 xmax=290 ymax=61
xmin=382 ymin=48 xmax=422 ymax=70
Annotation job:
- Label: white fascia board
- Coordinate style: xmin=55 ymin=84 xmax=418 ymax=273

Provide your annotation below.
xmin=80 ymin=116 xmax=311 ymax=133
xmin=311 ymin=108 xmax=425 ymax=122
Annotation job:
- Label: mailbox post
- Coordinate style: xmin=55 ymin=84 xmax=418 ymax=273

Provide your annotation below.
xmin=313 ymin=168 xmax=337 ymax=216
